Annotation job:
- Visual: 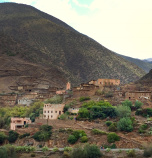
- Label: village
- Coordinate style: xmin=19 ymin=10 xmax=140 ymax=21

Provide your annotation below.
xmin=0 ymin=76 xmax=152 ymax=158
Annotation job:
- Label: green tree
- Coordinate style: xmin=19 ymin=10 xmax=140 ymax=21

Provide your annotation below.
xmin=107 ymin=132 xmax=120 ymax=143
xmin=68 ymin=135 xmax=77 ymax=144
xmin=122 ymin=100 xmax=133 ymax=108
xmin=78 ymin=108 xmax=89 ymax=118
xmin=116 ymin=105 xmax=131 ymax=118
xmin=0 ymin=132 xmax=7 ymax=144
xmin=8 ymin=130 xmax=19 ymax=143
xmin=117 ymin=117 xmax=133 ymax=132
xmin=134 ymin=101 xmax=143 ymax=109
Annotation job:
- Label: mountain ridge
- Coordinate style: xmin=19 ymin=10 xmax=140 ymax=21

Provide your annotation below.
xmin=0 ymin=2 xmax=146 ymax=92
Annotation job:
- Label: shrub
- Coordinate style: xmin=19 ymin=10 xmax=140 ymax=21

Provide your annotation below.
xmin=33 ymin=131 xmax=51 ymax=141
xmin=63 ymin=151 xmax=70 ymax=158
xmin=116 ymin=105 xmax=131 ymax=118
xmin=143 ymin=145 xmax=152 ymax=157
xmin=134 ymin=101 xmax=143 ymax=109
xmin=117 ymin=117 xmax=133 ymax=132
xmin=140 ymin=124 xmax=148 ymax=130
xmin=19 ymin=133 xmax=30 ymax=139
xmin=127 ymin=149 xmax=136 ymax=157
xmin=122 ymin=100 xmax=133 ymax=108
xmin=78 ymin=108 xmax=90 ymax=118
xmin=72 ymin=130 xmax=87 ymax=139
xmin=8 ymin=130 xmax=19 ymax=143
xmin=53 ymin=147 xmax=59 ymax=152
xmin=103 ymin=144 xmax=117 ymax=149
xmin=71 ymin=144 xmax=102 ymax=158
xmin=79 ymin=96 xmax=90 ymax=102
xmin=80 ymin=136 xmax=88 ymax=143
xmin=107 ymin=132 xmax=120 ymax=143
xmin=44 ymin=95 xmax=63 ymax=104
xmin=33 ymin=125 xmax=52 ymax=141
xmin=0 ymin=145 xmax=16 ymax=158
xmin=0 ymin=132 xmax=7 ymax=144
xmin=92 ymin=129 xmax=107 ymax=135
xmin=64 ymin=147 xmax=72 ymax=152
xmin=108 ymin=123 xmax=117 ymax=132
xmin=105 ymin=121 xmax=112 ymax=126
xmin=40 ymin=125 xmax=52 ymax=132
xmin=59 ymin=114 xmax=68 ymax=120
xmin=31 ymin=153 xmax=36 ymax=157
xmin=83 ymin=144 xmax=102 ymax=158
xmin=68 ymin=135 xmax=77 ymax=144
xmin=15 ymin=146 xmax=35 ymax=153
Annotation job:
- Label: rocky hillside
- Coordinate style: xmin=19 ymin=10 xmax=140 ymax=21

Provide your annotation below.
xmin=119 ymin=54 xmax=152 ymax=73
xmin=0 ymin=3 xmax=146 ymax=92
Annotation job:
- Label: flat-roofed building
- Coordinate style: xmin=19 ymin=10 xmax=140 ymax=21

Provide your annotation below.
xmin=43 ymin=104 xmax=65 ymax=119
xmin=10 ymin=117 xmax=31 ymax=130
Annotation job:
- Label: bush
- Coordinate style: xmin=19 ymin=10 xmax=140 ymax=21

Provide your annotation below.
xmin=8 ymin=130 xmax=19 ymax=143
xmin=68 ymin=135 xmax=77 ymax=144
xmin=15 ymin=146 xmax=35 ymax=153
xmin=140 ymin=124 xmax=148 ymax=130
xmin=44 ymin=95 xmax=63 ymax=104
xmin=143 ymin=145 xmax=152 ymax=157
xmin=63 ymin=151 xmax=70 ymax=158
xmin=127 ymin=149 xmax=136 ymax=157
xmin=107 ymin=132 xmax=120 ymax=143
xmin=79 ymin=96 xmax=90 ymax=102
xmin=31 ymin=153 xmax=36 ymax=157
xmin=105 ymin=121 xmax=112 ymax=126
xmin=122 ymin=100 xmax=133 ymax=108
xmin=117 ymin=117 xmax=133 ymax=132
xmin=116 ymin=105 xmax=131 ymax=118
xmin=0 ymin=145 xmax=16 ymax=158
xmin=64 ymin=147 xmax=72 ymax=152
xmin=52 ymin=147 xmax=59 ymax=152
xmin=108 ymin=123 xmax=117 ymax=132
xmin=103 ymin=144 xmax=117 ymax=149
xmin=72 ymin=130 xmax=87 ymax=139
xmin=0 ymin=132 xmax=7 ymax=144
xmin=33 ymin=125 xmax=52 ymax=141
xmin=59 ymin=114 xmax=68 ymax=120
xmin=71 ymin=144 xmax=102 ymax=158
xmin=92 ymin=129 xmax=107 ymax=135
xmin=19 ymin=133 xmax=30 ymax=139
xmin=134 ymin=101 xmax=143 ymax=109
xmin=78 ymin=108 xmax=90 ymax=118
xmin=80 ymin=136 xmax=88 ymax=143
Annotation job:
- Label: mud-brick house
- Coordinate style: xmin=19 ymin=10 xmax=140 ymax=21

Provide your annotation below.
xmin=10 ymin=117 xmax=31 ymax=130
xmin=0 ymin=93 xmax=17 ymax=106
xmin=43 ymin=104 xmax=65 ymax=119
xmin=96 ymin=79 xmax=120 ymax=87
xmin=72 ymin=83 xmax=99 ymax=98
xmin=125 ymin=91 xmax=152 ymax=101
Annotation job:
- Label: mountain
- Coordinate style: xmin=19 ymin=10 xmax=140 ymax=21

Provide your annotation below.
xmin=119 ymin=55 xmax=152 ymax=73
xmin=135 ymin=69 xmax=152 ymax=88
xmin=0 ymin=2 xmax=146 ymax=92
xmin=143 ymin=58 xmax=152 ymax=63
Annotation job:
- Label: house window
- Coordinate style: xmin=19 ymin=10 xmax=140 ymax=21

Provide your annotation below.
xmin=51 ymin=111 xmax=53 ymax=113
xmin=55 ymin=111 xmax=57 ymax=113
xmin=44 ymin=111 xmax=46 ymax=113
xmin=51 ymin=115 xmax=53 ymax=118
xmin=48 ymin=111 xmax=49 ymax=113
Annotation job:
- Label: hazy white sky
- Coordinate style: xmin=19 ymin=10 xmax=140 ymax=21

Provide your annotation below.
xmin=0 ymin=0 xmax=152 ymax=59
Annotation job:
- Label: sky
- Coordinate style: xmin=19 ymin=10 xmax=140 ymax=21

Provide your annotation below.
xmin=0 ymin=0 xmax=152 ymax=59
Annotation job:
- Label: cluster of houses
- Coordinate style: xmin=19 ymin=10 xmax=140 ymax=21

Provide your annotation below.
xmin=5 ymin=78 xmax=152 ymax=131
xmin=0 ymin=82 xmax=71 ymax=107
